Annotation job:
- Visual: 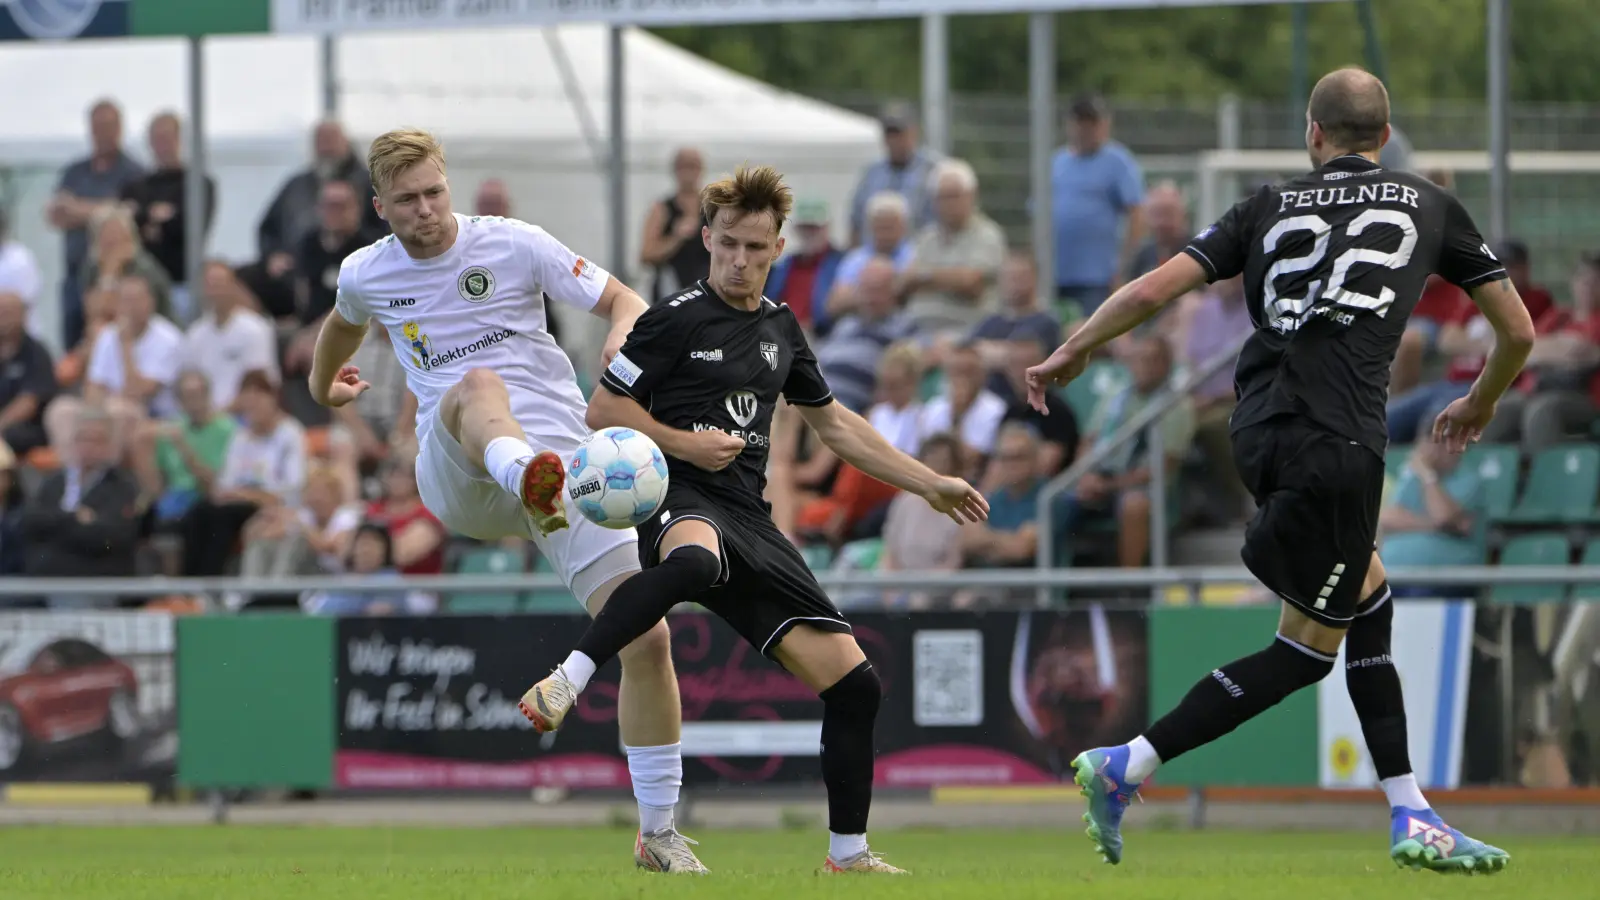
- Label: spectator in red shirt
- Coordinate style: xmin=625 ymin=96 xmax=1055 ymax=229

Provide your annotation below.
xmin=1489 ymin=253 xmax=1600 ymax=451
xmin=364 ymin=454 xmax=447 ymax=576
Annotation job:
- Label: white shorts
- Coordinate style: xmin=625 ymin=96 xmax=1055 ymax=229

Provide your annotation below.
xmin=415 ymin=412 xmax=639 ymax=606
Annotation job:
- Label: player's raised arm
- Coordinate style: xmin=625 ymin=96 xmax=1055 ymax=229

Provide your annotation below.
xmin=308 ymin=261 xmax=373 ymax=407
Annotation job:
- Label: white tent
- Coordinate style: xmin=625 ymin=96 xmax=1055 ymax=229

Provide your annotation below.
xmin=0 ymin=27 xmax=882 ymax=349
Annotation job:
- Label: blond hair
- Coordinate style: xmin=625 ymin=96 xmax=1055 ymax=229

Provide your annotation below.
xmin=700 ymin=164 xmax=793 ymax=234
xmin=368 ymin=128 xmax=447 ymax=194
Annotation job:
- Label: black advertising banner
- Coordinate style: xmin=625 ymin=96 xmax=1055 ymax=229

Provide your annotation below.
xmin=333 ymin=607 xmax=1148 ymax=790
xmin=0 ymin=612 xmax=176 ymax=783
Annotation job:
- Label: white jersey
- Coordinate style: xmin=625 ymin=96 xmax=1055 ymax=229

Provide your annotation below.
xmin=333 ymin=214 xmax=608 ymax=446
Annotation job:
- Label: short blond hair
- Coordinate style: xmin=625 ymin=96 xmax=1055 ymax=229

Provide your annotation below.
xmin=701 ymin=164 xmax=793 ymax=234
xmin=368 ymin=128 xmax=446 ymax=194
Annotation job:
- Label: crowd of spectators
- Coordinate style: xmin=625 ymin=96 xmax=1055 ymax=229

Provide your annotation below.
xmin=1 ymin=93 xmax=1593 ymax=614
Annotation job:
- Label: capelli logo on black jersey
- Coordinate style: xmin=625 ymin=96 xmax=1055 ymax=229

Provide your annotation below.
xmin=407 ymin=327 xmax=518 ymax=371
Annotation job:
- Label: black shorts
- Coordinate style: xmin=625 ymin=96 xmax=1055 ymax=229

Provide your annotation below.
xmin=636 ymin=483 xmax=851 ymax=657
xmin=1232 ymin=416 xmax=1384 ymax=627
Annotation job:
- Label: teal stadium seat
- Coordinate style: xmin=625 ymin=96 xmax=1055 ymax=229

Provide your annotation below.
xmin=1461 ymin=443 xmax=1520 ymax=521
xmin=1505 ymin=444 xmax=1600 ymax=523
xmin=526 ymin=553 xmax=578 ymax=612
xmin=450 ymin=547 xmax=525 ymax=614
xmin=1574 ymin=539 xmax=1600 ymax=602
xmin=1489 ymin=532 xmax=1571 ymax=605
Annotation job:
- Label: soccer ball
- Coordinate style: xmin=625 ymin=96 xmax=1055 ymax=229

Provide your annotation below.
xmin=567 ymin=427 xmax=670 ymax=530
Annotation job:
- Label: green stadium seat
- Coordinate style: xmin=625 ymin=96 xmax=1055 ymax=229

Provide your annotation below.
xmin=1489 ymin=532 xmax=1571 ymax=605
xmin=1460 ymin=443 xmax=1520 ymax=521
xmin=449 ymin=547 xmax=525 ymax=614
xmin=1504 ymin=444 xmax=1600 ymax=523
xmin=800 ymin=544 xmax=835 ymax=571
xmin=525 ymin=553 xmax=577 ymax=612
xmin=1574 ymin=539 xmax=1600 ymax=601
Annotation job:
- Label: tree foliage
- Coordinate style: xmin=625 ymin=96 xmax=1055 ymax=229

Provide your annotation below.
xmin=651 ymin=0 xmax=1600 ymax=104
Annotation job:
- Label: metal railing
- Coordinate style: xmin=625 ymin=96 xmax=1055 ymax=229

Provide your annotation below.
xmin=1033 ymin=333 xmax=1250 ymax=605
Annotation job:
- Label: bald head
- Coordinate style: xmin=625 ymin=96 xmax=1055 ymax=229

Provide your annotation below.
xmin=1307 ymin=67 xmax=1390 ymax=158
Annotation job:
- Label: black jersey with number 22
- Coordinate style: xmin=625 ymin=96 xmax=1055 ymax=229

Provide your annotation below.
xmin=1183 ymin=154 xmax=1508 ymax=455
xmin=598 ymin=280 xmax=834 ymax=513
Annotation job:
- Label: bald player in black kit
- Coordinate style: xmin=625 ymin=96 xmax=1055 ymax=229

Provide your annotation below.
xmin=1029 ymin=67 xmax=1532 ymax=874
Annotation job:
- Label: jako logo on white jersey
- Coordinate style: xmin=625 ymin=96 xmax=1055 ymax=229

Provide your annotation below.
xmin=408 ymin=326 xmax=518 ymax=372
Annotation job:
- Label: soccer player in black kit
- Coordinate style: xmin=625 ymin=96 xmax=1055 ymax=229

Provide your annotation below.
xmin=520 ymin=164 xmax=989 ymax=874
xmin=1028 ymin=68 xmax=1534 ymax=874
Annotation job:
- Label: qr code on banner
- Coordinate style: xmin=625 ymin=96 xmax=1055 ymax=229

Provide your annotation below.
xmin=912 ymin=630 xmax=983 ymax=727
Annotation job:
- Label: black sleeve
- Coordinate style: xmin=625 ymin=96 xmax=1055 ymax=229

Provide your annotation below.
xmin=600 ymin=302 xmax=685 ymax=404
xmin=1437 ymin=195 xmax=1509 ymax=289
xmin=22 ymin=342 xmax=58 ymax=407
xmin=781 ymin=309 xmax=834 ymax=407
xmin=1181 ymin=188 xmax=1264 ymax=283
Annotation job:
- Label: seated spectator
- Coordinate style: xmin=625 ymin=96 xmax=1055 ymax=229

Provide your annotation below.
xmin=1124 ymin=182 xmax=1189 ymax=283
xmin=0 ymin=209 xmax=40 ymax=307
xmin=766 ymin=198 xmax=843 ymax=333
xmin=331 ymin=322 xmax=416 ymax=479
xmin=54 ymin=272 xmax=120 ymax=392
xmin=1174 ymin=274 xmax=1251 ymax=510
xmin=816 ymin=256 xmax=918 ymax=413
xmin=880 ymin=432 xmax=965 ymax=608
xmin=182 ymin=370 xmax=306 ymax=577
xmin=921 ymin=342 xmax=1009 ymax=476
xmin=183 ymin=261 xmax=279 ymax=413
xmin=970 ymin=250 xmax=1062 ymax=368
xmin=0 ymin=440 xmax=22 ymax=577
xmin=1054 ymin=335 xmax=1194 ymax=567
xmin=825 ymin=191 xmax=915 ymax=321
xmin=240 ymin=466 xmax=362 ymax=580
xmin=961 ymin=422 xmax=1046 ymax=570
xmin=78 ymin=205 xmax=173 ymax=325
xmin=0 ymin=291 xmax=57 ymax=456
xmin=129 ymin=370 xmax=236 ymax=525
xmin=21 ymin=404 xmax=141 ymax=592
xmin=1380 ymin=423 xmax=1486 ymax=598
xmin=363 ymin=454 xmax=447 ymax=576
xmin=865 ymin=343 xmax=927 ymax=456
xmin=1492 ymin=252 xmax=1600 ymax=451
xmin=900 ymin=158 xmax=1006 ymax=336
xmin=300 ymin=523 xmax=424 ymax=617
xmin=284 ymin=179 xmax=387 ymax=377
xmin=994 ymin=338 xmax=1079 ymax=479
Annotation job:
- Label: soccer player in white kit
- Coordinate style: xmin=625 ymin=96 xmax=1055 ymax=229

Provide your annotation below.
xmin=308 ymin=129 xmax=710 ymax=874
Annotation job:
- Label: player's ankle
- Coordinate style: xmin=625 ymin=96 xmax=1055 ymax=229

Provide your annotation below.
xmin=1125 ymin=735 xmax=1162 ymax=783
xmin=556 ymin=651 xmax=598 ymax=692
xmin=483 ymin=436 xmax=534 ymax=497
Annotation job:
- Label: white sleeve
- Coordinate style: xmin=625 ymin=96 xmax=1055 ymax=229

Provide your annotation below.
xmin=511 ymin=219 xmax=610 ymax=312
xmin=273 ymin=424 xmax=308 ymax=504
xmin=85 ymin=327 xmax=121 ymax=390
xmin=333 ymin=253 xmax=372 ymax=326
xmin=215 ymin=432 xmax=247 ymax=492
xmin=139 ymin=323 xmax=185 ymax=388
xmin=243 ymin=314 xmax=282 ymax=382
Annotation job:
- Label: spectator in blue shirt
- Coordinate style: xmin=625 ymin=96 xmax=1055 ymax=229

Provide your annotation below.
xmin=826 ymin=191 xmax=915 ymax=321
xmin=1379 ymin=424 xmax=1486 ymax=599
xmin=960 ymin=422 xmax=1045 ymax=569
xmin=1050 ymin=93 xmax=1144 ymax=319
xmin=847 ymin=102 xmax=939 ymax=248
xmin=765 ymin=198 xmax=844 ymax=334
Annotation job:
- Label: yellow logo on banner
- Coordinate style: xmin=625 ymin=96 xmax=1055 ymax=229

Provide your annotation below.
xmin=1330 ymin=736 xmax=1360 ymax=780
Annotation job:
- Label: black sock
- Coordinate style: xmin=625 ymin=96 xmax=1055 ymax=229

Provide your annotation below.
xmin=1144 ymin=635 xmax=1335 ymax=764
xmin=572 ymin=545 xmax=721 ymax=667
xmin=820 ymin=661 xmax=881 ymax=836
xmin=1346 ymin=583 xmax=1413 ymax=780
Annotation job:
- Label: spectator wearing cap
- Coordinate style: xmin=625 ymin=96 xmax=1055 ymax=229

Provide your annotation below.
xmin=847 ymin=102 xmax=940 ymax=247
xmin=1489 ymin=253 xmax=1600 ymax=452
xmin=0 ymin=291 xmax=57 ymax=457
xmin=1050 ymin=93 xmax=1145 ymax=319
xmin=258 ymin=121 xmax=383 ymax=283
xmin=767 ymin=198 xmax=844 ymax=333
xmin=46 ymin=100 xmax=146 ymax=350
xmin=816 ymin=256 xmax=918 ymax=413
xmin=826 ymin=191 xmax=915 ymax=322
xmin=1124 ymin=182 xmax=1190 ymax=283
xmin=639 ymin=147 xmax=712 ymax=303
xmin=475 ymin=178 xmax=513 ymax=218
xmin=0 ymin=209 xmax=40 ymax=309
xmin=183 ymin=261 xmax=279 ymax=413
xmin=969 ymin=250 xmax=1062 ymax=367
xmin=900 ymin=159 xmax=1007 ymax=336
xmin=120 ymin=112 xmax=216 ymax=324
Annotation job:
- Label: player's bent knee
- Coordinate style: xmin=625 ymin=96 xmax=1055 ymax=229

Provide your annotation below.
xmin=820 ymin=660 xmax=882 ymax=722
xmin=618 ymin=619 xmax=674 ymax=672
xmin=660 ymin=544 xmax=721 ymax=591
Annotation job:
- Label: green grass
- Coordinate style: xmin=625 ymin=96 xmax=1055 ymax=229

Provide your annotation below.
xmin=0 ymin=826 xmax=1589 ymax=899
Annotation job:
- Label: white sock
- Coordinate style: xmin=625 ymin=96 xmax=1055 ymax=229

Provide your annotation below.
xmin=829 ymin=832 xmax=868 ymax=861
xmin=625 ymin=743 xmax=682 ymax=833
xmin=556 ymin=651 xmax=597 ymax=693
xmin=484 ymin=436 xmax=535 ymax=498
xmin=1380 ymin=773 xmax=1429 ymax=811
xmin=1125 ymin=735 xmax=1163 ymax=783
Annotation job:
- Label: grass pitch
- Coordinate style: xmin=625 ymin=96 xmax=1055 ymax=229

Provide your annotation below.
xmin=0 ymin=825 xmax=1589 ymax=899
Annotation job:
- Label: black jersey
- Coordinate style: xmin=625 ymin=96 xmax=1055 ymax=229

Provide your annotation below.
xmin=599 ymin=280 xmax=834 ymax=513
xmin=1184 ymin=154 xmax=1508 ymax=455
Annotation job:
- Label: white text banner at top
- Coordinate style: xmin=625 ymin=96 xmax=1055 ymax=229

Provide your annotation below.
xmin=273 ymin=0 xmax=1340 ymax=34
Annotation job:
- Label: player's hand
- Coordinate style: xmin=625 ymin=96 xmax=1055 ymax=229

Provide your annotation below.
xmin=922 ymin=476 xmax=989 ymax=525
xmin=679 ymin=428 xmax=746 ymax=472
xmin=1024 ymin=346 xmax=1090 ymax=414
xmin=323 ymin=365 xmax=371 ymax=408
xmin=599 ymin=324 xmax=629 ymax=367
xmin=1432 ymin=393 xmax=1495 ymax=454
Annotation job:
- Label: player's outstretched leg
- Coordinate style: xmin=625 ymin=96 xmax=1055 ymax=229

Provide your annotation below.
xmin=1347 ymin=561 xmax=1509 ymax=874
xmin=579 ymin=569 xmax=709 ymax=874
xmin=1072 ymin=609 xmax=1338 ymax=864
xmin=440 ymin=368 xmax=567 ymax=535
xmin=772 ymin=626 xmax=905 ymax=875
